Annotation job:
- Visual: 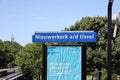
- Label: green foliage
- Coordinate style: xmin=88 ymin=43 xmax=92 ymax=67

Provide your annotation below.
xmin=15 ymin=43 xmax=42 ymax=79
xmin=0 ymin=40 xmax=22 ymax=68
xmin=0 ymin=40 xmax=7 ymax=68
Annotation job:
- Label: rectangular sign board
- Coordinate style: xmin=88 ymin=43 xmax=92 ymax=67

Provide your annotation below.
xmin=32 ymin=31 xmax=96 ymax=42
xmin=43 ymin=45 xmax=86 ymax=80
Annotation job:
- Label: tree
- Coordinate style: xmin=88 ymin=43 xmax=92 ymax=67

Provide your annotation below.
xmin=0 ymin=40 xmax=22 ymax=68
xmin=0 ymin=40 xmax=8 ymax=68
xmin=15 ymin=43 xmax=42 ymax=80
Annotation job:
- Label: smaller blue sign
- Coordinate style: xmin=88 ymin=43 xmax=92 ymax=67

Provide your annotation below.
xmin=47 ymin=46 xmax=82 ymax=80
xmin=32 ymin=31 xmax=96 ymax=42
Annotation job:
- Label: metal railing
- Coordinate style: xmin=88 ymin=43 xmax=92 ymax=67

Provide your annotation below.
xmin=0 ymin=72 xmax=23 ymax=80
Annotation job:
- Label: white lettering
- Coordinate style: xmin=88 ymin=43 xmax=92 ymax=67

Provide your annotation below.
xmin=35 ymin=34 xmax=68 ymax=40
xmin=80 ymin=34 xmax=94 ymax=39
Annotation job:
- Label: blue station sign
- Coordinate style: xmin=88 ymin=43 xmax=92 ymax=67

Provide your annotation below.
xmin=32 ymin=31 xmax=96 ymax=42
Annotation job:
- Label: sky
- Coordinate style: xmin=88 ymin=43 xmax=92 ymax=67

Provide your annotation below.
xmin=0 ymin=0 xmax=120 ymax=46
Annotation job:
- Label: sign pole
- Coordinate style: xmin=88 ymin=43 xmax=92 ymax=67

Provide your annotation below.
xmin=42 ymin=43 xmax=46 ymax=80
xmin=107 ymin=0 xmax=113 ymax=80
xmin=82 ymin=45 xmax=86 ymax=80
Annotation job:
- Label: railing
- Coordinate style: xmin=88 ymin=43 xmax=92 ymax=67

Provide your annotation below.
xmin=0 ymin=72 xmax=23 ymax=80
xmin=0 ymin=69 xmax=9 ymax=73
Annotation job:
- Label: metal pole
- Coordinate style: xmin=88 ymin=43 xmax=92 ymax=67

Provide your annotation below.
xmin=107 ymin=0 xmax=113 ymax=80
xmin=42 ymin=43 xmax=46 ymax=80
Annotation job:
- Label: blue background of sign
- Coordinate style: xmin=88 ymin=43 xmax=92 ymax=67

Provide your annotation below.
xmin=32 ymin=31 xmax=96 ymax=42
xmin=47 ymin=46 xmax=81 ymax=80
